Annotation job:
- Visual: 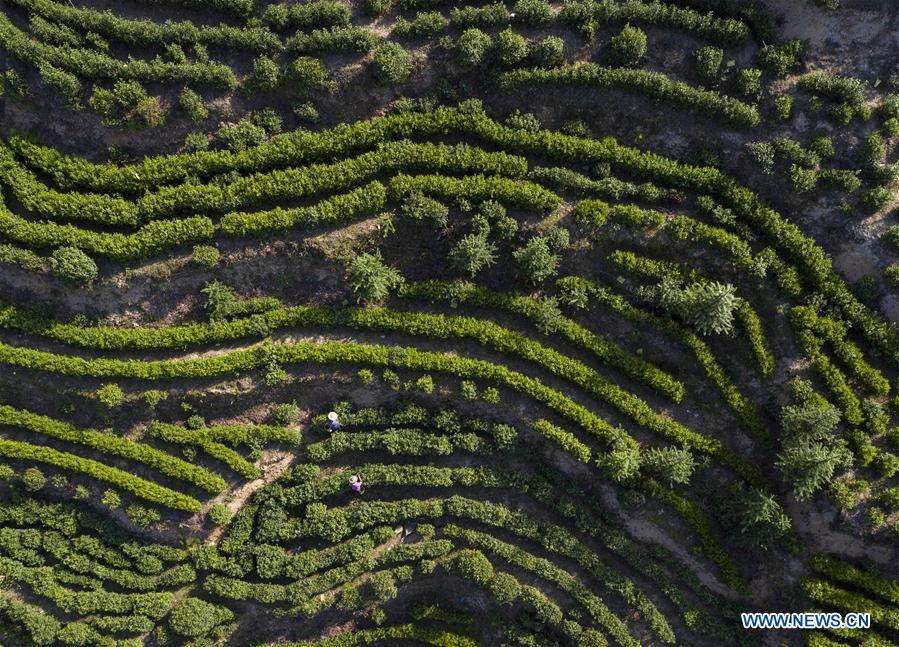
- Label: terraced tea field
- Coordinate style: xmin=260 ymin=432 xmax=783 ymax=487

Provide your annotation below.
xmin=0 ymin=0 xmax=898 ymax=644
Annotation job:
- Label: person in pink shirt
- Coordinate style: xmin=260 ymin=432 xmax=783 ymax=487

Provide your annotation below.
xmin=349 ymin=474 xmax=364 ymax=494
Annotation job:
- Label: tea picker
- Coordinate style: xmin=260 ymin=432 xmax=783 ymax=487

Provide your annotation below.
xmin=326 ymin=411 xmax=342 ymax=433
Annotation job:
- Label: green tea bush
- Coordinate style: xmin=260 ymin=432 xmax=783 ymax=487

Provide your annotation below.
xmin=50 ymin=246 xmax=97 ymax=286
xmin=608 ymin=25 xmax=647 ymax=67
xmin=373 ymin=43 xmax=413 ymax=85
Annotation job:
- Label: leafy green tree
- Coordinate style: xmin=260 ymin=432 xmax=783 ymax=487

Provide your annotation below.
xmin=373 ymin=42 xmax=413 ymax=85
xmin=50 ymin=246 xmax=98 ymax=286
xmin=201 ymin=281 xmax=236 ymax=321
xmin=718 ymin=483 xmax=792 ymax=551
xmin=401 ymin=192 xmax=449 ymax=227
xmin=642 ymin=447 xmax=696 ymax=485
xmin=534 ymin=296 xmax=564 ymax=334
xmin=450 ymin=233 xmax=496 ymax=277
xmin=347 ymin=251 xmax=404 ymax=304
xmin=101 ymin=489 xmax=121 ymax=508
xmin=513 ymin=236 xmax=560 ymax=284
xmin=776 ymin=442 xmax=852 ymax=501
xmin=609 ymin=25 xmax=647 ymax=67
xmin=657 ymin=279 xmax=738 ymax=335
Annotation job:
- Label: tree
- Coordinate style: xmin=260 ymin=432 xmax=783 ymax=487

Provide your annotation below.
xmin=513 ymin=236 xmax=560 ymax=284
xmin=169 ymin=598 xmax=234 ymax=638
xmin=657 ymin=279 xmax=738 ymax=335
xmin=534 ymin=296 xmax=564 ymax=334
xmin=780 ymin=401 xmax=840 ymax=445
xmin=598 ymin=436 xmax=641 ymax=482
xmin=609 ymin=25 xmax=647 ymax=67
xmin=347 ymin=251 xmax=404 ymax=304
xmin=50 ymin=246 xmax=98 ymax=286
xmin=450 ymin=233 xmax=496 ymax=277
xmin=373 ymin=42 xmax=413 ymax=85
xmin=776 ymin=442 xmax=852 ymax=501
xmin=201 ymin=281 xmax=236 ymax=321
xmin=642 ymin=447 xmax=696 ymax=485
xmin=718 ymin=483 xmax=791 ymax=551
xmin=401 ymin=192 xmax=449 ymax=227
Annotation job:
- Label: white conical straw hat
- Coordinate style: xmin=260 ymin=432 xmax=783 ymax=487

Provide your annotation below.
xmin=349 ymin=475 xmax=358 ymax=484
xmin=327 ymin=411 xmax=339 ymax=421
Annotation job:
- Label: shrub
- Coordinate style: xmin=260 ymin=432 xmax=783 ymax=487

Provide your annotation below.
xmin=758 ymin=39 xmax=803 ymax=75
xmin=97 ymin=383 xmax=124 ymax=408
xmin=373 ymin=42 xmax=413 ymax=85
xmin=400 ymin=192 xmax=449 ymax=227
xmin=512 ymin=0 xmax=552 ymax=25
xmin=460 ymin=380 xmax=478 ymax=399
xmin=293 ymin=101 xmax=320 ymax=122
xmin=192 ymin=244 xmax=220 ymax=268
xmin=126 ymin=503 xmax=161 ymax=528
xmin=217 ymin=119 xmax=268 ymax=151
xmin=886 ymin=225 xmax=899 ymax=250
xmin=693 ymin=46 xmax=723 ymax=80
xmin=101 ymin=488 xmax=121 ymax=508
xmin=773 ymin=94 xmax=793 ymax=120
xmin=208 ymin=503 xmax=232 ymax=526
xmin=513 ymin=236 xmax=560 ymax=284
xmin=347 ymin=251 xmax=404 ymax=304
xmin=21 ymin=467 xmax=46 ymax=492
xmin=369 ymin=571 xmax=398 ymax=600
xmin=270 ymin=402 xmax=301 ymax=425
xmin=450 ymin=233 xmax=496 ymax=277
xmin=394 ymin=11 xmax=447 ymax=38
xmin=608 ymin=25 xmax=647 ymax=67
xmin=288 ymin=56 xmax=327 ymax=89
xmin=884 ymin=264 xmax=899 ymax=286
xmin=457 ymin=29 xmax=492 ymax=67
xmin=179 ymin=87 xmax=208 ymax=121
xmin=497 ymin=28 xmax=528 ymax=66
xmin=455 ymin=549 xmax=494 ymax=585
xmin=736 ymin=67 xmax=762 ymax=98
xmin=490 ymin=572 xmax=520 ymax=603
xmin=184 ymin=131 xmax=210 ymax=151
xmin=482 ymin=386 xmax=501 ymax=404
xmin=50 ymin=246 xmax=98 ymax=286
xmin=169 ymin=598 xmax=234 ymax=638
xmin=532 ymin=36 xmax=564 ymax=68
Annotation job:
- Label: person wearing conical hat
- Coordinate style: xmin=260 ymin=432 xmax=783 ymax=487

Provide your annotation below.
xmin=349 ymin=473 xmax=364 ymax=494
xmin=326 ymin=411 xmax=342 ymax=433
